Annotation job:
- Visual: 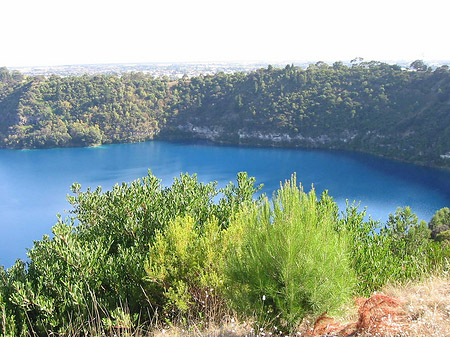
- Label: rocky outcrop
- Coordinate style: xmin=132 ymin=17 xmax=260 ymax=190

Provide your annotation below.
xmin=171 ymin=123 xmax=358 ymax=147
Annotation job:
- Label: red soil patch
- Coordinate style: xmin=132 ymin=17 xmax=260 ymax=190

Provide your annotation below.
xmin=306 ymin=294 xmax=409 ymax=336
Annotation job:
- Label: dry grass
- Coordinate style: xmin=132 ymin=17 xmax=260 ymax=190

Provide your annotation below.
xmin=302 ymin=274 xmax=450 ymax=337
xmin=151 ymin=318 xmax=253 ymax=337
xmin=147 ymin=274 xmax=450 ymax=336
xmin=382 ymin=274 xmax=450 ymax=337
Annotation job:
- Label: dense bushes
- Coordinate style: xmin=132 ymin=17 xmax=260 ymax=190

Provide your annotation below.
xmin=0 ymin=172 xmax=260 ymax=335
xmin=342 ymin=206 xmax=445 ymax=294
xmin=0 ymin=172 xmax=449 ymax=336
xmin=225 ymin=177 xmax=356 ymax=327
xmin=428 ymin=207 xmax=450 ymax=241
xmin=145 ymin=215 xmax=226 ymax=319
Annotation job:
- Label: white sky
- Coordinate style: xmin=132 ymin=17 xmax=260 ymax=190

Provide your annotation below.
xmin=1 ymin=0 xmax=449 ymax=67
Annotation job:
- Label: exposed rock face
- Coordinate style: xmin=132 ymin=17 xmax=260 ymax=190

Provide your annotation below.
xmin=176 ymin=123 xmax=224 ymax=141
xmin=172 ymin=123 xmax=358 ymax=147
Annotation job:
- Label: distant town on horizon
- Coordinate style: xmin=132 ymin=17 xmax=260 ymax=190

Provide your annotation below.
xmin=7 ymin=59 xmax=450 ymax=78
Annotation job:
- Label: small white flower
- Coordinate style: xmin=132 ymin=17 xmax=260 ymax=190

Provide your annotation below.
xmin=262 ymin=295 xmax=266 ymax=301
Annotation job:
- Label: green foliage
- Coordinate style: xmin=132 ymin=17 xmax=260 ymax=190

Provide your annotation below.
xmin=225 ymin=175 xmax=356 ymax=329
xmin=0 ymin=72 xmax=168 ymax=148
xmin=428 ymin=207 xmax=450 ymax=242
xmin=0 ymin=171 xmax=448 ymax=335
xmin=429 ymin=207 xmax=450 ymax=230
xmin=145 ymin=215 xmax=226 ymax=319
xmin=0 ymin=171 xmax=259 ymax=335
xmin=141 ymin=172 xmax=262 ymax=321
xmin=428 ymin=207 xmax=450 ymax=240
xmin=102 ymin=307 xmax=138 ymax=334
xmin=410 ymin=60 xmax=428 ymax=71
xmin=343 ymin=206 xmax=444 ymax=295
xmin=436 ymin=230 xmax=450 ymax=242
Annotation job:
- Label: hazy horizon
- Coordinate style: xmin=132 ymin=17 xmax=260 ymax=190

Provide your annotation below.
xmin=7 ymin=59 xmax=450 ymax=70
xmin=2 ymin=0 xmax=450 ymax=68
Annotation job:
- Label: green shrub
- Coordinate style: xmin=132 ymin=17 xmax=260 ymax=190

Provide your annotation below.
xmin=428 ymin=207 xmax=450 ymax=231
xmin=224 ymin=175 xmax=356 ymax=329
xmin=144 ymin=215 xmax=226 ymax=320
xmin=344 ymin=206 xmax=445 ymax=295
xmin=436 ymin=230 xmax=450 ymax=242
xmin=142 ymin=171 xmax=264 ymax=323
xmin=0 ymin=171 xmax=260 ymax=336
xmin=429 ymin=207 xmax=450 ymax=241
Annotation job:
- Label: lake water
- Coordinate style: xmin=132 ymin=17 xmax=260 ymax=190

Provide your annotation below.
xmin=1 ymin=140 xmax=450 ymax=267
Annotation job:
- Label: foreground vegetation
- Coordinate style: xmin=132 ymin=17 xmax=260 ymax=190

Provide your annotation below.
xmin=0 ymin=172 xmax=449 ymax=336
xmin=1 ymin=60 xmax=450 ymax=169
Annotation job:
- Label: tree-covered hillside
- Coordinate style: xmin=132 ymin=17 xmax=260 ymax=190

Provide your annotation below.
xmin=0 ymin=69 xmax=168 ymax=148
xmin=1 ymin=61 xmax=449 ymax=169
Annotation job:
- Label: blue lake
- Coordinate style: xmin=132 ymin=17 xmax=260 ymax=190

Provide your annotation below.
xmin=1 ymin=140 xmax=450 ymax=267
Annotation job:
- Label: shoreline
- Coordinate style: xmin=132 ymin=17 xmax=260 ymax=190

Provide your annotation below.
xmin=3 ymin=135 xmax=449 ymax=172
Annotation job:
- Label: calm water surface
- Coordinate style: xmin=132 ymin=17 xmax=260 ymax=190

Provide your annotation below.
xmin=1 ymin=140 xmax=450 ymax=267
